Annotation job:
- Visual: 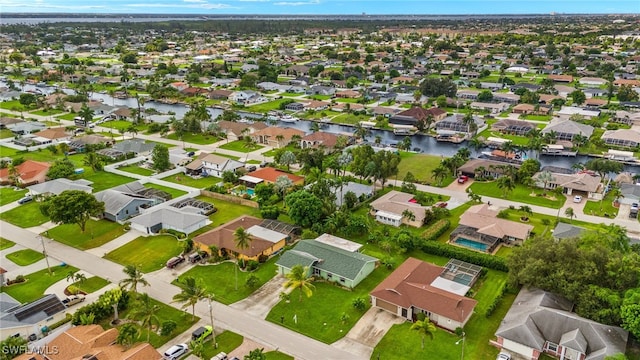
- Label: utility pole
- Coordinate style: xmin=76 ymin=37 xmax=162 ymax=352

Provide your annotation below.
xmin=208 ymin=297 xmax=217 ymax=349
xmin=39 ymin=235 xmax=52 ymax=275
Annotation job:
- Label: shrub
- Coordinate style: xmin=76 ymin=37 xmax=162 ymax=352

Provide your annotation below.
xmin=420 ymin=241 xmax=509 ymax=272
xmin=49 ymin=314 xmax=72 ymax=331
xmin=454 ymin=327 xmax=464 ymax=336
xmin=67 ymin=285 xmax=81 ymax=295
xmin=541 ymin=219 xmax=551 ymax=226
xmin=352 ymin=297 xmax=367 ymax=311
xmin=258 ymin=254 xmax=268 ymax=263
xmin=260 ymin=205 xmax=280 ymax=220
xmin=497 ymin=209 xmax=510 ymax=219
xmin=245 ymin=275 xmax=260 ymax=289
xmin=160 ymin=320 xmax=177 ymax=336
xmin=421 ymin=219 xmax=451 ymax=241
xmin=485 ymin=284 xmax=507 ymax=317
xmin=246 ymin=260 xmax=259 ymax=271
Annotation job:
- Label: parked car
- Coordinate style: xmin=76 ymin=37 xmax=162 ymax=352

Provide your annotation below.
xmin=259 ymin=161 xmax=268 ymax=168
xmin=166 ymin=256 xmax=185 ymax=269
xmin=187 ymin=151 xmax=195 ymax=157
xmin=457 ymin=175 xmax=469 ymax=184
xmin=631 ymin=203 xmax=639 ymax=211
xmin=246 ymin=165 xmax=257 ymax=172
xmin=163 ymin=343 xmax=188 ymax=360
xmin=497 ymin=352 xmax=511 ymax=360
xmin=17 ymin=196 xmax=33 ymax=204
xmin=573 ymin=195 xmax=583 ymax=203
xmin=434 ymin=201 xmax=448 ymax=208
xmin=62 ymin=295 xmax=85 ymax=307
xmin=191 ymin=325 xmax=213 ymax=342
xmin=211 ymin=352 xmax=228 ymax=360
xmin=188 ymin=252 xmax=208 ymax=263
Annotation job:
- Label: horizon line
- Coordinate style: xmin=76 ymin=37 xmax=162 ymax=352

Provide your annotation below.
xmin=2 ymin=12 xmax=639 ymax=16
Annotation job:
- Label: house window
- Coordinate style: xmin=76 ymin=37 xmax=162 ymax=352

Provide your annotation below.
xmin=546 ymin=342 xmax=559 ymax=353
xmin=340 ymin=277 xmax=345 ymax=283
xmin=313 ymin=268 xmax=320 ymax=276
xmin=401 ymin=308 xmax=408 ymax=318
xmin=327 ymin=273 xmax=332 ymax=279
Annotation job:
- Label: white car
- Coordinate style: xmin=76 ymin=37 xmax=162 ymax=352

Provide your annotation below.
xmin=163 ymin=343 xmax=188 ymax=360
xmin=497 ymin=352 xmax=512 ymax=360
xmin=573 ymin=195 xmax=582 ymax=203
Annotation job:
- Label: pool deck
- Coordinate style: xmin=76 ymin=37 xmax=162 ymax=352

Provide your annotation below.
xmin=449 ymin=236 xmax=503 ymax=255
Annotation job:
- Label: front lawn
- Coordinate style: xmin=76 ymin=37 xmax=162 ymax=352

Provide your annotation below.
xmin=0 ymin=201 xmax=50 ymax=228
xmin=0 ymin=265 xmax=79 ymax=303
xmin=160 ymin=174 xmax=221 ymax=189
xmin=583 ymin=195 xmax=619 ymax=218
xmin=47 ymin=219 xmax=126 ymax=250
xmin=200 ymin=331 xmax=243 ymax=360
xmin=244 ymin=99 xmax=291 ymax=113
xmin=101 ymin=120 xmax=145 ymax=132
xmin=104 ymin=235 xmax=183 ymax=273
xmin=468 ymin=181 xmax=565 ymax=209
xmin=219 ymin=140 xmax=264 ymax=153
xmin=79 ymin=170 xmax=135 ymax=192
xmin=265 ymin=351 xmax=294 ymax=360
xmin=0 ymin=129 xmax=13 ymax=139
xmin=30 ymin=109 xmax=65 ymax=116
xmin=331 ymin=113 xmax=372 ymax=125
xmin=101 ymin=295 xmax=198 ymax=348
xmin=117 ymin=164 xmax=155 ymax=176
xmin=166 ymin=132 xmax=220 ymax=145
xmin=174 ymin=257 xmax=278 ymax=305
xmin=0 ymin=237 xmax=16 ymax=250
xmin=0 ymin=187 xmax=27 ymax=206
xmin=144 ymin=183 xmax=188 ymax=199
xmin=265 ymin=266 xmax=392 ymax=344
xmin=5 ymin=249 xmax=44 ymax=266
xmin=71 ymin=276 xmax=110 ymax=293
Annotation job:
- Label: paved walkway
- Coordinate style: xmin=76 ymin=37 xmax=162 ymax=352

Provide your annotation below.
xmin=84 ymin=229 xmax=144 ymax=257
xmin=230 ymin=275 xmax=288 ymax=319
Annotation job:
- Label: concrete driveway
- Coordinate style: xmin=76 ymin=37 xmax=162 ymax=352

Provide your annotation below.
xmin=616 ymin=203 xmax=631 ymax=220
xmin=230 ymin=274 xmax=287 ymax=318
xmin=332 ymin=308 xmax=405 ymax=359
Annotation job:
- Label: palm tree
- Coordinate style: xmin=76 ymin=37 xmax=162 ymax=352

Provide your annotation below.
xmin=497 ymin=176 xmax=516 ymax=198
xmin=120 ymin=70 xmax=130 ymax=95
xmin=279 ymin=151 xmax=296 ymax=172
xmin=310 ymin=121 xmax=320 ymax=133
xmin=190 ymin=339 xmax=207 ymax=360
xmin=564 ymin=207 xmax=575 ymax=222
xmin=78 ymin=104 xmax=94 ymax=127
xmin=127 ymin=124 xmax=138 ymax=139
xmin=83 ymin=152 xmax=103 ymax=172
xmin=275 ymin=134 xmax=285 ymax=147
xmin=411 ymin=318 xmax=437 ymax=350
xmin=116 ymin=323 xmax=139 ymax=349
xmin=119 ymin=127 xmax=126 ymax=141
xmin=431 ymin=166 xmax=448 ymax=186
xmin=519 ymin=205 xmax=533 ymax=220
xmin=233 ymin=227 xmax=252 ymax=253
xmin=501 ymin=141 xmax=516 ymax=160
xmin=402 ymin=209 xmax=416 ymax=222
xmin=119 ymin=265 xmax=149 ymax=294
xmin=535 ymin=171 xmax=555 ymax=193
xmin=399 ymin=136 xmax=412 ymax=151
xmin=283 ymin=265 xmax=315 ymax=302
xmin=128 ymin=293 xmax=160 ymax=342
xmin=172 ymin=277 xmax=207 ymax=320
xmin=74 ymin=273 xmax=87 ymax=285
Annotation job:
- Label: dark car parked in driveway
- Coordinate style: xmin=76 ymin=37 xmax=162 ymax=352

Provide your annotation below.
xmin=166 ymin=256 xmax=185 ymax=269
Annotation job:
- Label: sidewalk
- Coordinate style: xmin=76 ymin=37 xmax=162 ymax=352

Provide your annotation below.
xmin=84 ymin=229 xmax=144 ymax=257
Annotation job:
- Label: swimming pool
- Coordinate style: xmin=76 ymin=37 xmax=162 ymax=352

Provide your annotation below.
xmin=232 ymin=187 xmax=255 ymax=196
xmin=454 ymin=237 xmax=488 ymax=252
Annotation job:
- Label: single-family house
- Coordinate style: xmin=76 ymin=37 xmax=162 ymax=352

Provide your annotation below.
xmin=94 ymin=189 xmax=156 ymax=222
xmin=185 ymin=153 xmax=244 ymax=178
xmin=548 ymin=74 xmax=574 ymax=83
xmin=14 ymin=324 xmax=163 ymax=360
xmin=330 ymin=181 xmax=373 ymax=207
xmin=619 ymin=183 xmax=640 ymax=206
xmin=552 ymin=223 xmax=586 ymax=239
xmin=252 ymin=127 xmax=305 ymax=148
xmin=457 ymin=89 xmax=480 ymax=100
xmin=492 ymin=93 xmax=521 ymax=104
xmin=435 ymin=114 xmax=485 ymax=134
xmin=0 ymin=117 xmax=23 ymax=129
xmin=130 ymin=207 xmax=210 ymax=235
xmin=209 ymin=89 xmax=234 ymax=100
xmin=579 ymin=77 xmax=608 ymax=86
xmin=512 ymin=103 xmax=552 ymax=115
xmin=369 ymin=190 xmax=430 ymax=227
xmin=0 ymin=293 xmax=69 ymax=340
xmin=495 ymin=287 xmax=628 ymax=360
xmin=389 ymin=107 xmax=447 ymax=127
xmin=470 ymin=102 xmax=510 ymax=114
xmin=276 ymin=236 xmax=378 ymax=288
xmin=300 ymin=131 xmax=344 ymax=151
xmin=491 ymin=119 xmax=535 ymax=136
xmin=457 ymin=159 xmax=521 ymax=179
xmin=450 ymin=204 xmax=533 ymax=252
xmin=556 ymin=106 xmax=601 ymax=120
xmin=32 ymin=127 xmax=72 ymax=144
xmin=601 ymin=129 xmax=640 ymax=148
xmin=7 ymin=121 xmax=46 ymax=135
xmin=240 ymin=167 xmax=304 ymax=188
xmin=193 ymin=216 xmax=288 ymax=261
xmin=112 ymin=139 xmax=156 ymax=156
xmin=541 ymin=119 xmax=594 ymax=141
xmin=307 ymin=85 xmax=336 ymax=96
xmin=230 ymin=90 xmax=267 ymax=105
xmin=0 ymin=160 xmax=50 ymax=186
xmin=370 ymin=258 xmax=478 ymax=331
xmin=27 ymin=178 xmax=93 ymax=197
xmin=68 ymin=134 xmax=114 ymax=152
xmin=217 ymin=120 xmax=268 ymax=142
xmin=533 ymin=171 xmax=603 ymax=200
xmin=335 ymin=90 xmax=361 ymax=99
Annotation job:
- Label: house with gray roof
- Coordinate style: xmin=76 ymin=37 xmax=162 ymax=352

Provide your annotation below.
xmin=619 ymin=183 xmax=640 ymax=205
xmin=0 ymin=293 xmax=69 ymax=339
xmin=552 ymin=223 xmax=586 ymax=239
xmin=112 ymin=139 xmax=156 ymax=156
xmin=94 ymin=189 xmax=156 ymax=222
xmin=331 ymin=181 xmax=374 ymax=207
xmin=495 ymin=287 xmax=628 ymax=360
xmin=7 ymin=121 xmax=46 ymax=135
xmin=541 ymin=118 xmax=594 ymax=141
xmin=27 ymin=178 xmax=93 ymax=197
xmin=276 ymin=237 xmax=378 ymax=288
xmin=130 ymin=207 xmax=209 ymax=235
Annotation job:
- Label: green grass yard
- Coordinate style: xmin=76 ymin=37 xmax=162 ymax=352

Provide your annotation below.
xmin=5 ymin=249 xmax=44 ymax=266
xmin=0 ymin=129 xmax=14 ymax=139
xmin=265 ymin=351 xmax=294 ymax=360
xmin=160 ymin=174 xmax=221 ymax=189
xmin=104 ymin=235 xmax=183 ymax=273
xmin=243 ymin=99 xmax=292 ymax=113
xmin=72 ymin=276 xmax=110 ymax=294
xmin=0 ymin=201 xmax=50 ymax=228
xmin=117 ymin=164 xmax=155 ymax=176
xmin=1 ymin=265 xmax=79 ymax=303
xmin=166 ymin=132 xmax=220 ymax=145
xmin=583 ymin=195 xmax=619 ymax=218
xmin=79 ymin=170 xmax=135 ymax=192
xmin=218 ymin=140 xmax=264 ymax=153
xmin=469 ymin=181 xmax=565 ymax=209
xmin=0 ymin=187 xmax=28 ymax=206
xmin=0 ymin=238 xmax=16 ymax=250
xmin=199 ymin=331 xmax=243 ymax=360
xmin=396 ymin=152 xmax=453 ymax=185
xmin=144 ymin=183 xmax=188 ymax=199
xmin=175 ymin=257 xmax=278 ymax=305
xmin=47 ymin=219 xmax=126 ymax=250
xmin=30 ymin=109 xmax=65 ymax=116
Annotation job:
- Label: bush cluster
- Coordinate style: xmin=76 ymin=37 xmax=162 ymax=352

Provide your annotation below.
xmin=421 ymin=219 xmax=451 ymax=241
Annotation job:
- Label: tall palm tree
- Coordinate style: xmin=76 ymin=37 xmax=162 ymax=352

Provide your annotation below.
xmin=564 ymin=207 xmax=575 ymax=223
xmin=431 ymin=166 xmax=448 ymax=186
xmin=283 ymin=265 xmax=315 ymax=302
xmin=78 ymin=104 xmax=94 ymax=127
xmin=83 ymin=152 xmax=103 ymax=172
xmin=233 ymin=227 xmax=252 ymax=253
xmin=411 ymin=318 xmax=437 ymax=350
xmin=497 ymin=176 xmax=516 ymax=198
xmin=127 ymin=124 xmax=138 ymax=139
xmin=116 ymin=323 xmax=139 ymax=349
xmin=119 ymin=264 xmax=149 ymax=294
xmin=128 ymin=293 xmax=160 ymax=342
xmin=172 ymin=277 xmax=207 ymax=320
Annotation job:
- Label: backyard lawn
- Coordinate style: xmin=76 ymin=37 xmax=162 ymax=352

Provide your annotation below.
xmin=469 ymin=181 xmax=565 ymax=209
xmin=5 ymin=249 xmax=44 ymax=266
xmin=0 ymin=238 xmax=15 ymax=250
xmin=117 ymin=164 xmax=155 ymax=176
xmin=166 ymin=132 xmax=220 ymax=145
xmin=0 ymin=129 xmax=13 ymax=138
xmin=101 ymin=296 xmax=198 ymax=348
xmin=194 ymin=196 xmax=261 ymax=229
xmin=47 ymin=219 xmax=126 ymax=250
xmin=144 ymin=183 xmax=188 ymax=199
xmin=0 ymin=201 xmax=50 ymax=228
xmin=161 ymin=174 xmax=221 ymax=189
xmin=0 ymin=187 xmax=27 ymax=206
xmin=71 ymin=276 xmax=110 ymax=294
xmin=219 ymin=140 xmax=264 ymax=153
xmin=175 ymin=257 xmax=278 ymax=305
xmin=0 ymin=265 xmax=79 ymax=303
xmin=80 ymin=170 xmax=135 ymax=191
xmin=244 ymin=99 xmax=291 ymax=113
xmin=199 ymin=331 xmax=244 ymax=360
xmin=265 ymin=265 xmax=393 ymax=344
xmin=104 ymin=235 xmax=183 ymax=273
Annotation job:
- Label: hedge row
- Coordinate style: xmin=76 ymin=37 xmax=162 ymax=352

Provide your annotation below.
xmin=485 ymin=283 xmax=507 ymax=317
xmin=421 ymin=219 xmax=451 ymax=241
xmin=420 ymin=241 xmax=509 ymax=272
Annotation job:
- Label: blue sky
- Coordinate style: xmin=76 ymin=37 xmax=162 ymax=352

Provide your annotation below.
xmin=0 ymin=0 xmax=638 ymax=14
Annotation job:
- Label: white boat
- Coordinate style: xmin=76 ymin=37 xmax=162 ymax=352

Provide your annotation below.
xmin=279 ymin=115 xmax=299 ymax=123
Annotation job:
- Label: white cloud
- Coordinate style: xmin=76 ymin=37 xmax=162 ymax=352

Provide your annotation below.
xmin=273 ymin=0 xmax=318 ymax=5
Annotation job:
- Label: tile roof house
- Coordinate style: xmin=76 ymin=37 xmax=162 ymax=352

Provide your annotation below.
xmin=240 ymin=167 xmax=304 ymax=188
xmin=130 ymin=207 xmax=210 ymax=235
xmin=251 ymin=127 xmax=305 ymax=148
xmin=0 ymin=293 xmax=69 ymax=339
xmin=217 ymin=120 xmax=268 ymax=142
xmin=299 ymin=131 xmax=343 ymax=151
xmin=193 ymin=216 xmax=288 ymax=261
xmin=533 ymin=171 xmax=603 ymax=200
xmin=541 ymin=118 xmax=594 ymax=141
xmin=457 ymin=159 xmax=521 ymax=179
xmin=276 ymin=236 xmax=378 ymax=289
xmin=495 ymin=288 xmax=628 ymax=360
xmin=369 ymin=190 xmax=430 ymax=227
xmin=32 ymin=127 xmax=72 ymax=143
xmin=14 ymin=324 xmax=162 ymax=360
xmin=389 ymin=107 xmax=447 ymax=126
xmin=601 ymin=128 xmax=640 ymax=148
xmin=370 ymin=258 xmax=477 ymax=331
xmin=0 ymin=160 xmax=50 ymax=186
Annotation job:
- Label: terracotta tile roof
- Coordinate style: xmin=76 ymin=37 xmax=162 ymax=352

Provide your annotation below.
xmin=300 ymin=131 xmax=341 ymax=148
xmin=459 ymin=204 xmax=533 ymax=240
xmin=33 ymin=127 xmax=70 ymax=140
xmin=245 ymin=167 xmax=304 ymax=184
xmin=370 ymin=258 xmax=477 ymax=322
xmin=0 ymin=160 xmax=50 ymax=185
xmin=252 ymin=126 xmax=305 ymax=139
xmin=193 ymin=216 xmax=283 ymax=257
xmin=218 ymin=120 xmax=268 ymax=136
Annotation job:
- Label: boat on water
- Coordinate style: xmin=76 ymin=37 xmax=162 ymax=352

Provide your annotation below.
xmin=279 ymin=114 xmax=299 ymax=123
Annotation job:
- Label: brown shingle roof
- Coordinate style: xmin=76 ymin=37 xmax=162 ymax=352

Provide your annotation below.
xmin=34 ymin=127 xmax=70 ymax=140
xmin=459 ymin=204 xmax=533 ymax=240
xmin=193 ymin=216 xmax=279 ymax=257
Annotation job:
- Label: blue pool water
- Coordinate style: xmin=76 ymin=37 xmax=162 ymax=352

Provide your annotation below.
xmin=246 ymin=188 xmax=255 ymax=196
xmin=454 ymin=237 xmax=488 ymax=252
xmin=232 ymin=187 xmax=255 ymax=196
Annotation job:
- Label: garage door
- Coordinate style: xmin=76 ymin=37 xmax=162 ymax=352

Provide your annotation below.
xmin=375 ymin=298 xmax=398 ymax=315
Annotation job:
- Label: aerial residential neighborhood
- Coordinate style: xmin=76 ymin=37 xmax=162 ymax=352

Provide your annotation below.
xmin=0 ymin=10 xmax=639 ymax=360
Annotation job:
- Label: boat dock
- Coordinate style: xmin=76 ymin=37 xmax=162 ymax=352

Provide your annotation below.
xmin=540 ymin=150 xmax=578 ymax=157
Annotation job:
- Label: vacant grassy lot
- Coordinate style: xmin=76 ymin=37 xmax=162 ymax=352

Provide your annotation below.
xmin=0 ymin=201 xmax=50 ymax=228
xmin=265 ymin=351 xmax=294 ymax=360
xmin=266 ymin=265 xmax=392 ymax=344
xmin=219 ymin=140 xmax=264 ymax=153
xmin=104 ymin=235 xmax=183 ymax=273
xmin=166 ymin=132 xmax=220 ymax=145
xmin=80 ymin=170 xmax=135 ymax=191
xmin=469 ymin=181 xmax=565 ymax=209
xmin=0 ymin=238 xmax=16 ymax=250
xmin=160 ymin=174 xmax=221 ymax=189
xmin=175 ymin=257 xmax=278 ymax=305
xmin=1 ymin=265 xmax=79 ymax=303
xmin=330 ymin=113 xmax=371 ymax=125
xmin=193 ymin=196 xmax=261 ymax=230
xmin=30 ymin=109 xmax=65 ymax=116
xmin=47 ymin=219 xmax=126 ymax=250
xmin=0 ymin=100 xmax=27 ymax=111
xmin=0 ymin=187 xmax=27 ymax=206
xmin=72 ymin=276 xmax=110 ymax=294
xmin=396 ymin=152 xmax=451 ymax=185
xmin=117 ymin=164 xmax=154 ymax=176
xmin=5 ymin=249 xmax=44 ymax=266
xmin=144 ymin=183 xmax=188 ymax=199
xmin=243 ymin=99 xmax=291 ymax=113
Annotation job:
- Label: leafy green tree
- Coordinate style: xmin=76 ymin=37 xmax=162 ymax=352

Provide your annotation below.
xmin=190 ymin=338 xmax=207 ymax=359
xmin=46 ymin=158 xmax=75 ymax=179
xmin=283 ymin=265 xmax=315 ymax=302
xmin=119 ymin=265 xmax=149 ymax=294
xmin=172 ymin=277 xmax=207 ymax=320
xmin=83 ymin=152 xmax=103 ymax=172
xmin=116 ymin=323 xmax=139 ymax=349
xmin=286 ymin=190 xmax=324 ymax=227
xmin=411 ymin=318 xmax=437 ymax=349
xmin=151 ymin=144 xmax=170 ymax=172
xmin=0 ymin=334 xmax=27 ymax=359
xmin=279 ymin=150 xmax=296 ymax=172
xmin=585 ymin=158 xmax=623 ymax=179
xmin=420 ymin=77 xmax=457 ymax=97
xmin=617 ymin=84 xmax=639 ymax=102
xmin=128 ymin=293 xmax=160 ymax=342
xmin=100 ymin=288 xmax=124 ymax=323
xmin=371 ymin=150 xmax=400 ymax=189
xmin=244 ymin=348 xmax=267 ymax=360
xmin=570 ymin=90 xmax=586 ymax=105
xmin=40 ymin=190 xmax=105 ymax=232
